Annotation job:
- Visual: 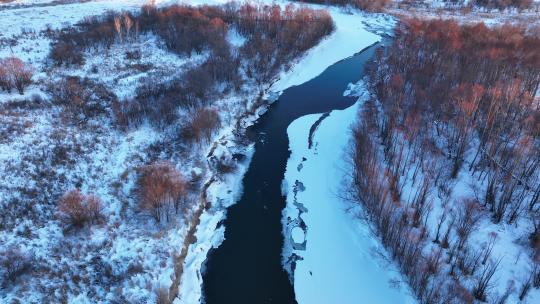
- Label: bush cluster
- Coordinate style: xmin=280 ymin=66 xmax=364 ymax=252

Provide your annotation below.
xmin=0 ymin=247 xmax=33 ymax=287
xmin=137 ymin=161 xmax=188 ymax=223
xmin=57 ymin=189 xmax=102 ymax=227
xmin=0 ymin=57 xmax=33 ymax=95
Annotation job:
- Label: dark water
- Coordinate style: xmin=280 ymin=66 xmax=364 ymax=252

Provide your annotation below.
xmin=202 ymin=42 xmax=381 ymax=304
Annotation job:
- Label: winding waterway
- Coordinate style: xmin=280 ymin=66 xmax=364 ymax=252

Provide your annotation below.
xmin=202 ymin=42 xmax=382 ymax=304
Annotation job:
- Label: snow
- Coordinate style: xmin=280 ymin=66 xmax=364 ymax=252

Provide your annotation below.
xmin=282 ymin=82 xmax=416 ymax=303
xmin=274 ymin=3 xmax=540 ymax=302
xmin=386 ymin=1 xmax=540 ymax=29
xmin=269 ymin=6 xmax=413 ymax=302
xmin=0 ymin=0 xmax=147 ymax=37
xmin=226 ymin=27 xmax=246 ymax=48
xmin=0 ymin=86 xmax=44 ymax=103
xmin=61 ymin=33 xmax=206 ymax=100
xmin=0 ymin=0 xmax=198 ymax=68
xmin=9 ymin=0 xmax=533 ymax=303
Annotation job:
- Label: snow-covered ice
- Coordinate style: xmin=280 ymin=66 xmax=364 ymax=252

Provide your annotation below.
xmin=269 ymin=5 xmax=414 ymax=302
xmin=282 ymin=88 xmax=416 ymax=303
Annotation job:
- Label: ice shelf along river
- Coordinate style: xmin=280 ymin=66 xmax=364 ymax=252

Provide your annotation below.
xmin=202 ymin=38 xmax=414 ymax=304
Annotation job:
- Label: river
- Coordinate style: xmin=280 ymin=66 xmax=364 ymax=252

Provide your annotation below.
xmin=202 ymin=42 xmax=382 ymax=304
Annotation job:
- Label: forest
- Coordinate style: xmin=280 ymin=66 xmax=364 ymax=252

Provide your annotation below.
xmin=352 ymin=19 xmax=540 ymax=303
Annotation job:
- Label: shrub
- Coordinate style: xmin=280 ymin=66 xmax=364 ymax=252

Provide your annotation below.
xmin=353 ymin=0 xmax=391 ymax=12
xmin=52 ymin=76 xmax=91 ymax=105
xmin=137 ymin=161 xmax=187 ymax=223
xmin=50 ymin=41 xmax=85 ymax=66
xmin=85 ymin=194 xmax=103 ymax=221
xmin=181 ymin=108 xmax=221 ymax=143
xmin=125 ymin=49 xmax=142 ymax=60
xmin=471 ymin=0 xmax=534 ymax=10
xmin=216 ymin=156 xmax=237 ymax=175
xmin=57 ymin=189 xmax=102 ymax=227
xmin=0 ymin=246 xmax=33 ymax=287
xmin=0 ymin=65 xmax=7 ymax=92
xmin=50 ymin=76 xmax=113 ymax=122
xmin=155 ymin=286 xmax=169 ymax=304
xmin=0 ymin=57 xmax=34 ymax=94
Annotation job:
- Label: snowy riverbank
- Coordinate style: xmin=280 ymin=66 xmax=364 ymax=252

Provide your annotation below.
xmin=281 ymin=81 xmax=417 ymax=303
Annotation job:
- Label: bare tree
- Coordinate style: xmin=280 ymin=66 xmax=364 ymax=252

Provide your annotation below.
xmin=481 ymin=232 xmax=498 ymax=265
xmin=181 ymin=108 xmax=221 ymax=144
xmin=454 ymin=198 xmax=483 ymax=252
xmin=114 ymin=16 xmax=122 ymax=43
xmin=473 ymin=257 xmax=503 ymax=301
xmin=519 ymin=275 xmax=532 ymax=301
xmin=57 ymin=189 xmax=102 ymax=227
xmin=123 ymin=14 xmax=133 ymax=41
xmin=433 ymin=206 xmax=448 ymax=243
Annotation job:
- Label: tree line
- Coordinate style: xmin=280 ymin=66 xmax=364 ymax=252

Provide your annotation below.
xmin=352 ymin=18 xmax=540 ymax=303
xmin=290 ymin=0 xmax=390 ymax=12
xmin=470 ymin=0 xmax=534 ymax=10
